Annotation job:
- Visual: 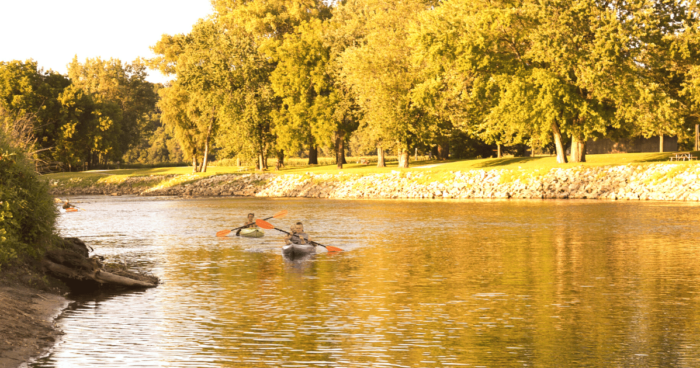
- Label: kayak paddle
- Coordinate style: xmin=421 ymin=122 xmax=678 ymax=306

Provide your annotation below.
xmin=255 ymin=219 xmax=343 ymax=252
xmin=216 ymin=210 xmax=287 ymax=237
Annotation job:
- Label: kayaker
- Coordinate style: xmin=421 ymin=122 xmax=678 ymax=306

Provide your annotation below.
xmin=62 ymin=200 xmax=75 ymax=210
xmin=236 ymin=213 xmax=257 ymax=236
xmin=244 ymin=213 xmax=257 ymax=228
xmin=285 ymin=222 xmax=311 ymax=245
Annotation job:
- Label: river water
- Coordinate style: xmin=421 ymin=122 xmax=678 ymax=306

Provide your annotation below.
xmin=33 ymin=196 xmax=700 ymax=367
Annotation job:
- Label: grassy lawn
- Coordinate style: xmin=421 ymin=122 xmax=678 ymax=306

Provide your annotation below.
xmin=45 ymin=166 xmax=243 ymax=181
xmin=44 ymin=151 xmax=700 ymax=182
xmin=276 ymin=151 xmax=700 ymax=175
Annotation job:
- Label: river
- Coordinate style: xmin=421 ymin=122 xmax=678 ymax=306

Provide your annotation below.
xmin=33 ymin=196 xmax=700 ymax=367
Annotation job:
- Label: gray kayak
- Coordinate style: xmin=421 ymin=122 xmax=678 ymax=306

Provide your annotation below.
xmin=282 ymin=243 xmax=316 ymax=258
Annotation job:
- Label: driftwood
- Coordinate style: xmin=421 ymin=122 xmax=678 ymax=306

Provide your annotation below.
xmin=43 ymin=237 xmax=159 ymax=289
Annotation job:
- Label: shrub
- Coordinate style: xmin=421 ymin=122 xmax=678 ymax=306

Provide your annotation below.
xmin=0 ymin=134 xmax=57 ymax=270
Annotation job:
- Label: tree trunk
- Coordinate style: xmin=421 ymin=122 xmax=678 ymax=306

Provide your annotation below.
xmin=43 ymin=259 xmax=157 ymax=288
xmin=497 ymin=144 xmax=502 ymax=158
xmin=201 ymin=121 xmax=213 ymax=173
xmin=335 ymin=129 xmax=345 ymax=169
xmin=570 ymin=135 xmax=587 ymax=162
xmin=42 ymin=237 xmax=158 ymax=289
xmin=437 ymin=138 xmax=450 ymax=160
xmin=308 ymin=144 xmax=318 ymax=165
xmin=258 ymin=154 xmax=264 ymax=171
xmin=192 ymin=148 xmax=199 ymax=173
xmin=660 ymin=134 xmax=664 ymax=152
xmin=398 ymin=148 xmax=409 ymax=168
xmin=236 ymin=156 xmax=241 ymax=167
xmin=262 ymin=145 xmax=268 ymax=170
xmin=276 ymin=150 xmax=285 ymax=169
xmin=377 ymin=146 xmax=386 ymax=167
xmin=551 ymin=121 xmax=568 ymax=163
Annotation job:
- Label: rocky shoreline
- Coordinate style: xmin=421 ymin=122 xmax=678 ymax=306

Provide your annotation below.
xmin=50 ymin=163 xmax=700 ymax=201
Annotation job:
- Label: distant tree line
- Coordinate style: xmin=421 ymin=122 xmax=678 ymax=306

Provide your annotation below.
xmin=0 ymin=58 xmax=183 ymax=171
xmin=2 ymin=0 xmax=700 ymax=172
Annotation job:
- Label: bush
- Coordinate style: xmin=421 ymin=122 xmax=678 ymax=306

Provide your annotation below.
xmin=0 ymin=134 xmax=57 ymax=270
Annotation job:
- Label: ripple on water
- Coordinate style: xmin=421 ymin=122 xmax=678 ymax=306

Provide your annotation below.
xmin=32 ymin=197 xmax=700 ymax=367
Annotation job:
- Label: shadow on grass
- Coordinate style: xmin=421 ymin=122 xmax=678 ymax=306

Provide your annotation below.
xmin=629 ymin=153 xmax=673 ymax=163
xmin=471 ymin=157 xmax=547 ymax=168
xmin=631 ymin=151 xmax=700 ymax=163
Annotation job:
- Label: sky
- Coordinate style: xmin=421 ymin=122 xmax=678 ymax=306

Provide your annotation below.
xmin=0 ymin=0 xmax=213 ymax=84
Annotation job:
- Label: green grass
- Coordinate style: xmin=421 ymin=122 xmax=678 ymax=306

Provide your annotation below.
xmin=44 ymin=151 xmax=700 ymax=185
xmin=45 ymin=166 xmax=244 ymax=186
xmin=274 ymin=151 xmax=700 ymax=175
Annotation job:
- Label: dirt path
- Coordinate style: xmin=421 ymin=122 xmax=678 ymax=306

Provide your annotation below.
xmin=0 ymin=286 xmax=69 ymax=368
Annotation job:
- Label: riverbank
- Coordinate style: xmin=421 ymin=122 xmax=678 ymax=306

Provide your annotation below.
xmin=0 ymin=285 xmax=69 ymax=368
xmin=48 ymin=161 xmax=700 ymax=201
xmin=0 ymin=236 xmax=159 ymax=367
xmin=0 ymin=258 xmax=70 ymax=368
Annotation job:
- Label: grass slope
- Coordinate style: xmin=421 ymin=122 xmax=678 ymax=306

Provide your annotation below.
xmin=44 ymin=151 xmax=700 ymax=186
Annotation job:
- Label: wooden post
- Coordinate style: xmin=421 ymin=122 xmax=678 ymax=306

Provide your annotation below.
xmin=660 ymin=134 xmax=664 ymax=153
xmin=695 ymin=124 xmax=699 ymax=151
xmin=415 ymin=148 xmax=418 ymax=161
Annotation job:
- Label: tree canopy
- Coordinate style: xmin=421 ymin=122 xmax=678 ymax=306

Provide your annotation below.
xmin=2 ymin=0 xmax=699 ymax=171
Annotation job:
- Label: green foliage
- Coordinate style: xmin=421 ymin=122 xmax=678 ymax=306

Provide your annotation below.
xmin=7 ymin=0 xmax=698 ymax=176
xmin=0 ymin=58 xmax=159 ymax=171
xmin=340 ymin=0 xmax=435 ymax=167
xmin=0 ymin=134 xmax=57 ymax=270
xmin=411 ymin=0 xmax=700 ymax=162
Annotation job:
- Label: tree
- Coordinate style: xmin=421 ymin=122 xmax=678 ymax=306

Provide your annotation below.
xmin=272 ymin=14 xmax=361 ymax=170
xmin=619 ymin=0 xmax=700 ymax=149
xmin=157 ymin=84 xmax=204 ymax=171
xmin=339 ymin=0 xmax=434 ymax=168
xmin=412 ymin=0 xmax=658 ymax=163
xmin=0 ymin=60 xmax=70 ymax=165
xmin=67 ymin=57 xmax=159 ymax=162
xmin=151 ymin=20 xmax=228 ymax=172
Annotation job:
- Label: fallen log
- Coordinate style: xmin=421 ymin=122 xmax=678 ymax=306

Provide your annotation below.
xmin=42 ymin=237 xmax=159 ymax=289
xmin=42 ymin=259 xmax=157 ymax=288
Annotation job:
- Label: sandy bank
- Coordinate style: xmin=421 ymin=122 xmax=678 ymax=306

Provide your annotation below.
xmin=0 ymin=286 xmax=69 ymax=368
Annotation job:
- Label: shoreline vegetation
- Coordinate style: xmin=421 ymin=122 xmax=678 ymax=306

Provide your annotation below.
xmin=47 ymin=153 xmax=700 ymax=202
xmin=1 ymin=127 xmax=159 ymax=367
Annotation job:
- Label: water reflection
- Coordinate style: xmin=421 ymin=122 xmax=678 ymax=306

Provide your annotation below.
xmin=34 ymin=197 xmax=700 ymax=367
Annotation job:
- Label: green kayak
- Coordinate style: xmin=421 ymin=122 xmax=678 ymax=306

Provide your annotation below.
xmin=239 ymin=228 xmax=264 ymax=238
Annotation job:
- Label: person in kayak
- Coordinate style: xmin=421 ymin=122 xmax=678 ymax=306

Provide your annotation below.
xmin=236 ymin=213 xmax=257 ymax=236
xmin=62 ymin=200 xmax=75 ymax=210
xmin=244 ymin=213 xmax=257 ymax=228
xmin=285 ymin=222 xmax=311 ymax=245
